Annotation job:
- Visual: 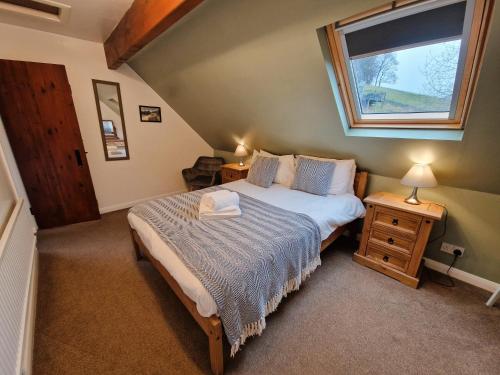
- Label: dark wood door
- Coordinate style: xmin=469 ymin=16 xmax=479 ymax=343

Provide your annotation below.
xmin=0 ymin=60 xmax=100 ymax=228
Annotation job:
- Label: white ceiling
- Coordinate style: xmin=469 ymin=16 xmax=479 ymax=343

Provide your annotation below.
xmin=0 ymin=0 xmax=134 ymax=42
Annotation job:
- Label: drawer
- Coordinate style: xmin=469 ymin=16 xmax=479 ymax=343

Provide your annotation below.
xmin=365 ymin=243 xmax=409 ymax=273
xmin=372 ymin=206 xmax=421 ymax=237
xmin=369 ymin=228 xmax=415 ymax=255
xmin=222 ymin=169 xmax=240 ymax=180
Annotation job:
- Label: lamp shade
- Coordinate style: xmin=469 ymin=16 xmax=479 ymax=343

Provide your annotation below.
xmin=400 ymin=164 xmax=437 ymax=188
xmin=234 ymin=144 xmax=248 ymax=157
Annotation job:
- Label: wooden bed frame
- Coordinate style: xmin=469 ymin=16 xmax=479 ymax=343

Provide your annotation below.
xmin=129 ymin=171 xmax=368 ymax=374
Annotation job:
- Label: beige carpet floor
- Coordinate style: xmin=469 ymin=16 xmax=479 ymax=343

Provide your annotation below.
xmin=34 ymin=210 xmax=500 ymax=374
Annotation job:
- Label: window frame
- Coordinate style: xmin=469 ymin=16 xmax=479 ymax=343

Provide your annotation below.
xmin=326 ymin=0 xmax=493 ymax=130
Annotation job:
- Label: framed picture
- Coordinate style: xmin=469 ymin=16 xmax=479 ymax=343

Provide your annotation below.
xmin=139 ymin=105 xmax=162 ymax=122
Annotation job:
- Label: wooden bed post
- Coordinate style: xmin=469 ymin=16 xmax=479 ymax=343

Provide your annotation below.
xmin=208 ymin=317 xmax=224 ymax=375
xmin=354 ymin=171 xmax=368 ymax=201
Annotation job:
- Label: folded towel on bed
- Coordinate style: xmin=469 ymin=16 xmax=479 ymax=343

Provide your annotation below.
xmin=200 ymin=190 xmax=239 ymax=211
xmin=199 ymin=190 xmax=241 ymax=220
xmin=199 ymin=202 xmax=241 ymax=220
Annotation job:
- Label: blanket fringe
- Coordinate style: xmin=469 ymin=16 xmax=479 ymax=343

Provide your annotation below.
xmin=230 ymin=255 xmax=322 ymax=357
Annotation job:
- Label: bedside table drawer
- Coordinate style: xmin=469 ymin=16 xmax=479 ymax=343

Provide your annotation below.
xmin=372 ymin=206 xmax=421 ymax=237
xmin=369 ymin=228 xmax=415 ymax=255
xmin=365 ymin=243 xmax=409 ymax=273
xmin=222 ymin=169 xmax=240 ymax=180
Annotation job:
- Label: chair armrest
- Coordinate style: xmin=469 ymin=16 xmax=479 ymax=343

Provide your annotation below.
xmin=209 ymin=171 xmax=218 ymax=186
xmin=182 ymin=168 xmax=199 ymax=182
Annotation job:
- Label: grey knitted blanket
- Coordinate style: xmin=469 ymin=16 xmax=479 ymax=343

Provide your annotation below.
xmin=130 ymin=187 xmax=321 ymax=355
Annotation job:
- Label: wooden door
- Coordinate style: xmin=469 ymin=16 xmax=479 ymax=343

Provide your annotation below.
xmin=0 ymin=60 xmax=100 ymax=228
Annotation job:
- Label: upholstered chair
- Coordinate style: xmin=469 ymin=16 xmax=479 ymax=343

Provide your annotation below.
xmin=182 ymin=156 xmax=225 ymax=191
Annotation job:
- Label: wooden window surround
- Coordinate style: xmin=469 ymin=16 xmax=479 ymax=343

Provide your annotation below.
xmin=326 ymin=0 xmax=494 ymax=130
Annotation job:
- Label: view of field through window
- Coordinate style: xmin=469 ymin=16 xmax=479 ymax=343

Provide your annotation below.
xmin=351 ymin=39 xmax=462 ymax=116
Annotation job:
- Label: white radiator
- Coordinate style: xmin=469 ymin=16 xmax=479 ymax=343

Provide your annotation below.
xmin=0 ymin=199 xmax=37 ymax=375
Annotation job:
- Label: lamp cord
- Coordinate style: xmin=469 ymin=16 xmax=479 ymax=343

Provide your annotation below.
xmin=427 ymin=253 xmax=458 ymax=287
xmin=428 ymin=205 xmax=448 ymax=243
xmin=425 ymin=203 xmax=456 ymax=287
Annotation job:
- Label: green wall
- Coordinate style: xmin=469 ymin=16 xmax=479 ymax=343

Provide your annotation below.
xmin=216 ymin=149 xmax=500 ymax=283
xmin=129 ymin=0 xmax=500 ymax=194
xmin=128 ymin=0 xmax=500 ymax=281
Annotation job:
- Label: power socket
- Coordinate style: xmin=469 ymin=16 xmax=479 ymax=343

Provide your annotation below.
xmin=440 ymin=242 xmax=465 ymax=256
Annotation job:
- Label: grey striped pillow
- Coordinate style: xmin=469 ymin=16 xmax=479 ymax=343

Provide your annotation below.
xmin=247 ymin=155 xmax=279 ymax=188
xmin=291 ymin=156 xmax=335 ymax=196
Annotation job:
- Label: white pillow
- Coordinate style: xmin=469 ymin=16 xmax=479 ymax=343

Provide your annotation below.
xmin=260 ymin=150 xmax=295 ymax=187
xmin=299 ymin=155 xmax=356 ymax=195
xmin=250 ymin=149 xmax=260 ymax=164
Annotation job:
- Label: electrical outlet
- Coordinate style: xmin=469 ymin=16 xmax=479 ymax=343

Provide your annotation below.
xmin=440 ymin=242 xmax=465 ymax=256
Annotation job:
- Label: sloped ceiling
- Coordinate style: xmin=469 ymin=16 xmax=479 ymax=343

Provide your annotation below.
xmin=128 ymin=0 xmax=500 ymax=194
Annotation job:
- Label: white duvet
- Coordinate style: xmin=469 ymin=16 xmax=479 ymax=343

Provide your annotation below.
xmin=127 ymin=179 xmax=365 ymax=317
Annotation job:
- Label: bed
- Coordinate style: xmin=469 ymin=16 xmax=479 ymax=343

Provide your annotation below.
xmin=128 ymin=171 xmax=368 ymax=374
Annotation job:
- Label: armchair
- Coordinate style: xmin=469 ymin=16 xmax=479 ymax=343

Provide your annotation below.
xmin=182 ymin=156 xmax=225 ymax=191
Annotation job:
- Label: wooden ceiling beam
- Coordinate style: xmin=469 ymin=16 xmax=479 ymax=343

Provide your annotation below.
xmin=104 ymin=0 xmax=204 ymax=69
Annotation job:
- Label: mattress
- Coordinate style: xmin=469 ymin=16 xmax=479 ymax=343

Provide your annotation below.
xmin=127 ymin=179 xmax=366 ymax=317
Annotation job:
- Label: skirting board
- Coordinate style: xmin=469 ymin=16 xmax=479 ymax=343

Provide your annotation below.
xmin=424 ymin=257 xmax=499 ymax=293
xmin=99 ymin=189 xmax=187 ymax=214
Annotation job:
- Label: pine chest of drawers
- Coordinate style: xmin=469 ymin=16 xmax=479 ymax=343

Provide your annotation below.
xmin=221 ymin=163 xmax=249 ymax=184
xmin=353 ymin=192 xmax=445 ymax=288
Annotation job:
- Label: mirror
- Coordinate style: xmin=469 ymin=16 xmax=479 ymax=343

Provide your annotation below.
xmin=92 ymin=80 xmax=129 ymax=160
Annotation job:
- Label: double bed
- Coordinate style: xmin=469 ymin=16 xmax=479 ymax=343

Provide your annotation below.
xmin=128 ymin=171 xmax=368 ymax=374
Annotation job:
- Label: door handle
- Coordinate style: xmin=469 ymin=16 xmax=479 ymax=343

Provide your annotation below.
xmin=74 ymin=149 xmax=83 ymax=166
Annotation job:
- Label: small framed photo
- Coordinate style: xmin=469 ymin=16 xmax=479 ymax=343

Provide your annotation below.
xmin=139 ymin=105 xmax=162 ymax=122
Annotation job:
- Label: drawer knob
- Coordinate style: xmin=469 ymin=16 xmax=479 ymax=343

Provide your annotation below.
xmin=392 ymin=218 xmax=399 ymax=225
xmin=387 ymin=238 xmax=394 ymax=245
xmin=383 ymin=255 xmax=389 ymax=262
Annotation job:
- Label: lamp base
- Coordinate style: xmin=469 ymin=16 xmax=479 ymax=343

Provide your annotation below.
xmin=404 ymin=187 xmax=421 ymax=205
xmin=238 ymin=160 xmax=244 ymax=166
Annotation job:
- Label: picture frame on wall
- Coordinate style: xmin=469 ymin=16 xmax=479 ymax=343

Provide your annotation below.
xmin=139 ymin=105 xmax=162 ymax=122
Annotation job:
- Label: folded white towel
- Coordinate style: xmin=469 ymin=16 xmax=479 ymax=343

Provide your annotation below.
xmin=199 ymin=202 xmax=241 ymax=220
xmin=200 ymin=190 xmax=239 ymax=212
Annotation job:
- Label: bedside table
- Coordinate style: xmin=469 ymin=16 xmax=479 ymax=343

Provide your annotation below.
xmin=353 ymin=192 xmax=445 ymax=288
xmin=221 ymin=163 xmax=249 ymax=184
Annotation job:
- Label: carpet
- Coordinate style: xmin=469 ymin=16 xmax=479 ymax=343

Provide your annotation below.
xmin=34 ymin=210 xmax=500 ymax=374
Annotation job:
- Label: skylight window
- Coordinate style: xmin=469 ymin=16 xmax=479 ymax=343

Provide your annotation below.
xmin=326 ymin=0 xmax=493 ymax=130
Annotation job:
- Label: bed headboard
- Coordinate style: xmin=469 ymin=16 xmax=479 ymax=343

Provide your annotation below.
xmin=354 ymin=171 xmax=368 ymax=200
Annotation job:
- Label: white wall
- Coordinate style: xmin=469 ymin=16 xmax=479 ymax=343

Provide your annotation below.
xmin=0 ymin=22 xmax=213 ymax=212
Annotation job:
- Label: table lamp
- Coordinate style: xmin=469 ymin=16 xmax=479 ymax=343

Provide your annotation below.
xmin=234 ymin=144 xmax=248 ymax=166
xmin=400 ymin=163 xmax=437 ymax=205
